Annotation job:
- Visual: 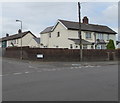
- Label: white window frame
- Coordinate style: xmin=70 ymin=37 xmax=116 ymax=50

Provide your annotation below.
xmin=86 ymin=32 xmax=91 ymax=39
xmin=98 ymin=34 xmax=104 ymax=40
xmin=107 ymin=34 xmax=109 ymax=40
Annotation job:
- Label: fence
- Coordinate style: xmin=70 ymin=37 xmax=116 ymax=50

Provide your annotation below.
xmin=2 ymin=46 xmax=120 ymax=61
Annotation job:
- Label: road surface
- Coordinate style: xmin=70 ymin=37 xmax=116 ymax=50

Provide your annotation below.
xmin=2 ymin=58 xmax=118 ymax=101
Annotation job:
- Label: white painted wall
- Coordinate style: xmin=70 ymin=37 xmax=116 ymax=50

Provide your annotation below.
xmin=40 ymin=22 xmax=117 ymax=49
xmin=49 ymin=23 xmax=69 ymax=48
xmin=22 ymin=33 xmax=39 ymax=47
xmin=7 ymin=32 xmax=40 ymax=48
xmin=40 ymin=33 xmax=49 ymax=48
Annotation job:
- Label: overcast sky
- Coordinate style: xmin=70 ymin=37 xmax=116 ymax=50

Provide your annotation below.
xmin=1 ymin=2 xmax=118 ymax=39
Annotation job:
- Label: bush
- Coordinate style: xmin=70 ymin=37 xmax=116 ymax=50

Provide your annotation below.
xmin=106 ymin=39 xmax=115 ymax=49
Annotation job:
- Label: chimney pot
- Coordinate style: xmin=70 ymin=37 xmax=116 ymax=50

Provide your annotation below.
xmin=18 ymin=29 xmax=22 ymax=34
xmin=6 ymin=33 xmax=9 ymax=37
xmin=82 ymin=16 xmax=89 ymax=24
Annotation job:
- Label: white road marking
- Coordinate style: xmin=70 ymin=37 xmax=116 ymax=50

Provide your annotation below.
xmin=84 ymin=66 xmax=89 ymax=68
xmin=96 ymin=66 xmax=101 ymax=67
xmin=42 ymin=68 xmax=58 ymax=72
xmin=72 ymin=64 xmax=81 ymax=66
xmin=29 ymin=65 xmax=38 ymax=70
xmin=13 ymin=72 xmax=22 ymax=75
xmin=74 ymin=67 xmax=79 ymax=69
xmin=51 ymin=69 xmax=56 ymax=71
xmin=25 ymin=72 xmax=30 ymax=74
xmin=2 ymin=74 xmax=10 ymax=76
xmin=29 ymin=65 xmax=33 ymax=68
xmin=88 ymin=65 xmax=95 ymax=67
xmin=29 ymin=65 xmax=35 ymax=68
xmin=2 ymin=64 xmax=102 ymax=77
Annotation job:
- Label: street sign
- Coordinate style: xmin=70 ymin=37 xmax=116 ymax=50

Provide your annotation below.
xmin=37 ymin=54 xmax=44 ymax=58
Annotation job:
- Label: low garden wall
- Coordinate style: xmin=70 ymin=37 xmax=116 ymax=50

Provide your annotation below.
xmin=2 ymin=46 xmax=120 ymax=62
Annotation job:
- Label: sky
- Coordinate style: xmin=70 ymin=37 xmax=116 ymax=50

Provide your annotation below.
xmin=0 ymin=2 xmax=118 ymax=40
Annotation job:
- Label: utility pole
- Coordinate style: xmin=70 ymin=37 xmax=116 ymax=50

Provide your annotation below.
xmin=78 ymin=2 xmax=82 ymax=61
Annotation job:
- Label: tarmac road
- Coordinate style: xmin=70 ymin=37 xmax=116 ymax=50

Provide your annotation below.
xmin=2 ymin=58 xmax=118 ymax=101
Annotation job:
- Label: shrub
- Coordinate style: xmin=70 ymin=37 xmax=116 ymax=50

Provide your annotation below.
xmin=106 ymin=39 xmax=115 ymax=49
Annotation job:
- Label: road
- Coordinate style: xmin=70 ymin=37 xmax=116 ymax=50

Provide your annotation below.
xmin=2 ymin=58 xmax=118 ymax=101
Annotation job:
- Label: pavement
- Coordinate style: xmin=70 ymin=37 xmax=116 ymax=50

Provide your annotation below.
xmin=1 ymin=57 xmax=118 ymax=101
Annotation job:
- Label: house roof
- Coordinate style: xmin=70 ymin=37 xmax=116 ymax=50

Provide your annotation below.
xmin=96 ymin=39 xmax=107 ymax=44
xmin=68 ymin=38 xmax=92 ymax=45
xmin=33 ymin=38 xmax=40 ymax=44
xmin=40 ymin=19 xmax=117 ymax=34
xmin=59 ymin=19 xmax=117 ymax=34
xmin=0 ymin=31 xmax=36 ymax=42
xmin=40 ymin=26 xmax=54 ymax=34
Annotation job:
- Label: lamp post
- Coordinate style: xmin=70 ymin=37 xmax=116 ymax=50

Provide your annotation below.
xmin=16 ymin=20 xmax=23 ymax=59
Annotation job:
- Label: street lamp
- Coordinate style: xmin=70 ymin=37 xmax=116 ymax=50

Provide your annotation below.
xmin=16 ymin=19 xmax=23 ymax=60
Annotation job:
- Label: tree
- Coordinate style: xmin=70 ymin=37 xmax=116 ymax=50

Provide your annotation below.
xmin=106 ymin=39 xmax=115 ymax=49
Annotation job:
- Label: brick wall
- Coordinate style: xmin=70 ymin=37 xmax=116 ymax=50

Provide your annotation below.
xmin=3 ymin=46 xmax=120 ymax=61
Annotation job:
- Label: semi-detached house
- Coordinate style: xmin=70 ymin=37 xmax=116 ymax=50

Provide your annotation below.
xmin=40 ymin=16 xmax=117 ymax=49
xmin=0 ymin=30 xmax=40 ymax=48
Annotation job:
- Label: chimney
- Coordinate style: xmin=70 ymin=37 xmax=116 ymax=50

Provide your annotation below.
xmin=82 ymin=16 xmax=89 ymax=24
xmin=18 ymin=29 xmax=22 ymax=34
xmin=6 ymin=33 xmax=9 ymax=37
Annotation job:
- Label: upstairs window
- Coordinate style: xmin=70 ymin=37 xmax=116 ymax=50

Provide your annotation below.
xmin=12 ymin=40 xmax=16 ymax=44
xmin=98 ymin=34 xmax=104 ymax=40
xmin=107 ymin=34 xmax=109 ymax=40
xmin=86 ymin=32 xmax=91 ymax=39
xmin=57 ymin=32 xmax=60 ymax=37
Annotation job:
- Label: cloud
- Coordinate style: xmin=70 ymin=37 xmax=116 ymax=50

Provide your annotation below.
xmin=1 ymin=2 xmax=118 ymax=39
xmin=82 ymin=2 xmax=118 ymax=24
xmin=80 ymin=2 xmax=118 ymax=36
xmin=102 ymin=3 xmax=118 ymax=23
xmin=1 ymin=2 xmax=78 ymax=37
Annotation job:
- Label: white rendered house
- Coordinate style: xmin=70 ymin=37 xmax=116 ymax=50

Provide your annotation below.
xmin=0 ymin=30 xmax=40 ymax=48
xmin=40 ymin=17 xmax=117 ymax=49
